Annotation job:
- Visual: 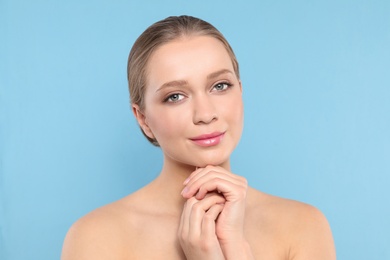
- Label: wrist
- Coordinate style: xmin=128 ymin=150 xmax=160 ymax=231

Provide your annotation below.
xmin=220 ymin=239 xmax=254 ymax=260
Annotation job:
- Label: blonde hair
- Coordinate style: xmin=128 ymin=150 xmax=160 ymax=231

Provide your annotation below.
xmin=127 ymin=15 xmax=240 ymax=146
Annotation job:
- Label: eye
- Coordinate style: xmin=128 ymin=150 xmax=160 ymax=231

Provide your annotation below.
xmin=212 ymin=82 xmax=231 ymax=92
xmin=164 ymin=93 xmax=185 ymax=103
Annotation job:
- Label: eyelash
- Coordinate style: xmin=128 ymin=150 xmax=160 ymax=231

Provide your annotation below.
xmin=162 ymin=81 xmax=233 ymax=103
xmin=212 ymin=82 xmax=232 ymax=92
xmin=163 ymin=93 xmax=185 ymax=103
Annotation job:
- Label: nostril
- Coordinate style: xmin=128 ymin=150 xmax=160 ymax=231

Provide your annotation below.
xmin=193 ymin=114 xmax=218 ymax=125
xmin=192 ymin=97 xmax=218 ymax=124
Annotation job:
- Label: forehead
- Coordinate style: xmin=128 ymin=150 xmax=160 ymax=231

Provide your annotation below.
xmin=146 ymin=36 xmax=234 ymax=87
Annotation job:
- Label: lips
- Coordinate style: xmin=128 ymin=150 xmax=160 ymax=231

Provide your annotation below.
xmin=190 ymin=132 xmax=225 ymax=147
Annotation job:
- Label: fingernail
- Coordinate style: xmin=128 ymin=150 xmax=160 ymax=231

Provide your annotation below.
xmin=181 ymin=187 xmax=188 ymax=195
xmin=183 ymin=178 xmax=190 ymax=185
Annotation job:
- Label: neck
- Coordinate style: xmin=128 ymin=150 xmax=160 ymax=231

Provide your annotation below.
xmin=156 ymin=159 xmax=197 ymax=197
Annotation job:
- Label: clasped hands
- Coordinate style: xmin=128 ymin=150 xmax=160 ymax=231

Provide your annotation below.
xmin=178 ymin=165 xmax=251 ymax=260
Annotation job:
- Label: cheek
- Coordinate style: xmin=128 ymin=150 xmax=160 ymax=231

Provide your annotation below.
xmin=224 ymin=94 xmax=244 ymax=123
xmin=146 ymin=108 xmax=189 ymax=141
xmin=230 ymin=97 xmax=244 ymax=142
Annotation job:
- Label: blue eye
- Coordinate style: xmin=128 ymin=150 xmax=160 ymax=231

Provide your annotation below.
xmin=164 ymin=93 xmax=184 ymax=103
xmin=213 ymin=82 xmax=231 ymax=92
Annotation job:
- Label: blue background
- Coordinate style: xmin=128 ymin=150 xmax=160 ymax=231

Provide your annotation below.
xmin=1 ymin=1 xmax=389 ymax=259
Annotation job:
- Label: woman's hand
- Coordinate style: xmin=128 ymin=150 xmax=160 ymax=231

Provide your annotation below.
xmin=178 ymin=192 xmax=226 ymax=260
xmin=181 ymin=166 xmax=254 ymax=260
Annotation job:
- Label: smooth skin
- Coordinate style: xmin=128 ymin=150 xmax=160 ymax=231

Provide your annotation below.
xmin=62 ymin=36 xmax=336 ymax=259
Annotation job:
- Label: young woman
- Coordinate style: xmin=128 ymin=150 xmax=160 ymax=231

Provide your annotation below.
xmin=62 ymin=15 xmax=336 ymax=259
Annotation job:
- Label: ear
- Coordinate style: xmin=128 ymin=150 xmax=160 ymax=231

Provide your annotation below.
xmin=132 ymin=104 xmax=155 ymax=139
xmin=238 ymin=80 xmax=243 ymax=93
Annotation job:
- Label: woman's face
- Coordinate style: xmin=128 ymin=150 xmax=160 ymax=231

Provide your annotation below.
xmin=135 ymin=35 xmax=243 ymax=168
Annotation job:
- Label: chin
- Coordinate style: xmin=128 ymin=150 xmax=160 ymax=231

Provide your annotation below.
xmin=191 ymin=154 xmax=230 ymax=168
xmin=195 ymin=162 xmax=229 ymax=170
xmin=165 ymin=144 xmax=235 ymax=169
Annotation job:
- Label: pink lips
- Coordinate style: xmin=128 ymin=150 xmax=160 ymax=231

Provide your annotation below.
xmin=190 ymin=132 xmax=225 ymax=147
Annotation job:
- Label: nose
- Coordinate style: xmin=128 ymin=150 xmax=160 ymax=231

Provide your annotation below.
xmin=192 ymin=95 xmax=218 ymax=125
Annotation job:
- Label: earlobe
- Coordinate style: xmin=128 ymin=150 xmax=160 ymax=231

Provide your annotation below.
xmin=132 ymin=104 xmax=155 ymax=139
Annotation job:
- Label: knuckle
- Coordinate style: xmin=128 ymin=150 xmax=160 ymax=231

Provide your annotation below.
xmin=192 ymin=202 xmax=202 ymax=211
xmin=178 ymin=232 xmax=187 ymax=242
xmin=199 ymin=239 xmax=214 ymax=251
xmin=239 ymin=176 xmax=248 ymax=185
xmin=205 ymin=165 xmax=214 ymax=170
xmin=194 ymin=203 xmax=207 ymax=213
xmin=187 ymin=236 xmax=198 ymax=246
xmin=203 ymin=212 xmax=215 ymax=221
xmin=211 ymin=177 xmax=222 ymax=183
xmin=187 ymin=197 xmax=198 ymax=205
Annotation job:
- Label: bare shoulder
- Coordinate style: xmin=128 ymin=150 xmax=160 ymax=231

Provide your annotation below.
xmin=246 ymin=188 xmax=336 ymax=260
xmin=61 ymin=191 xmax=145 ymax=260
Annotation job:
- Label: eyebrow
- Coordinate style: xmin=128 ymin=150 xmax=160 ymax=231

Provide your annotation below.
xmin=207 ymin=69 xmax=234 ymax=80
xmin=156 ymin=69 xmax=234 ymax=93
xmin=156 ymin=80 xmax=188 ymax=92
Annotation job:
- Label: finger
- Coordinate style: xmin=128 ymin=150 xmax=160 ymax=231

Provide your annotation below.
xmin=179 ymin=197 xmax=199 ymax=241
xmin=186 ymin=166 xmax=244 ymax=189
xmin=183 ymin=167 xmax=203 ymax=185
xmin=186 ymin=166 xmax=241 ymax=188
xmin=196 ymin=178 xmax=247 ymax=201
xmin=189 ymin=194 xmax=226 ymax=228
xmin=203 ymin=191 xmax=226 ymax=201
xmin=202 ymin=204 xmax=224 ymax=239
xmin=187 ymin=195 xmax=226 ymax=241
xmin=183 ymin=172 xmax=247 ymax=200
xmin=182 ymin=175 xmax=241 ymax=199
